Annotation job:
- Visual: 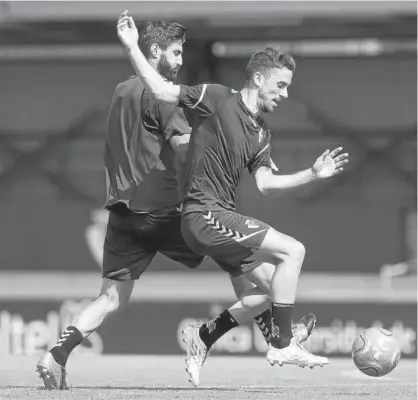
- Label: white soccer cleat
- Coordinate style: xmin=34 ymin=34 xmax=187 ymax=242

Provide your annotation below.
xmin=291 ymin=313 xmax=316 ymax=344
xmin=36 ymin=352 xmax=68 ymax=390
xmin=182 ymin=324 xmax=209 ymax=387
xmin=267 ymin=340 xmax=329 ymax=368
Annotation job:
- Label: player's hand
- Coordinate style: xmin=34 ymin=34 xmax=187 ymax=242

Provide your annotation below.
xmin=312 ymin=147 xmax=349 ymax=179
xmin=117 ymin=10 xmax=139 ymax=50
xmin=269 ymin=158 xmax=278 ymax=172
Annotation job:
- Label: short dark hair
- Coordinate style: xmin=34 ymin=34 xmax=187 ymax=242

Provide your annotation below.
xmin=138 ymin=21 xmax=186 ymax=58
xmin=246 ymin=47 xmax=296 ymax=81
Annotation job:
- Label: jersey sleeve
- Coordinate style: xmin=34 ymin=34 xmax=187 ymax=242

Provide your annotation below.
xmin=178 ymin=84 xmax=216 ymax=116
xmin=247 ymin=129 xmax=272 ymax=174
xmin=156 ymin=102 xmax=191 ymax=140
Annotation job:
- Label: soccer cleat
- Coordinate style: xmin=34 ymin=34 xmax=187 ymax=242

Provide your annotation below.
xmin=267 ymin=339 xmax=329 ymax=368
xmin=182 ymin=325 xmax=209 ymax=387
xmin=271 ymin=313 xmax=317 ymax=345
xmin=36 ymin=352 xmax=68 ymax=390
xmin=291 ymin=312 xmax=316 ymax=344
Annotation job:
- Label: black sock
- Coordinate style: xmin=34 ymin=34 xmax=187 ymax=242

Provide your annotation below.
xmin=199 ymin=310 xmax=238 ymax=349
xmin=254 ymin=309 xmax=271 ymax=343
xmin=50 ymin=326 xmax=84 ymax=366
xmin=271 ymin=303 xmax=294 ymax=349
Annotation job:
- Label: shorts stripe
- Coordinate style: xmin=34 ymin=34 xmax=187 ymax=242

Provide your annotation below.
xmin=203 ymin=211 xmax=267 ymax=243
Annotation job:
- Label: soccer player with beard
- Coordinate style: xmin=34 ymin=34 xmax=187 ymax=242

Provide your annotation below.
xmin=36 ymin=20 xmax=317 ymax=390
xmin=117 ymin=11 xmax=350 ymax=385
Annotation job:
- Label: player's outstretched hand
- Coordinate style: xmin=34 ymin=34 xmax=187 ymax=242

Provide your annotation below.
xmin=117 ymin=10 xmax=139 ymax=50
xmin=312 ymin=147 xmax=349 ymax=179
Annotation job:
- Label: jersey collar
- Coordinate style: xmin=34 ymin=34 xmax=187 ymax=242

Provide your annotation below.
xmin=237 ymin=92 xmax=263 ymax=131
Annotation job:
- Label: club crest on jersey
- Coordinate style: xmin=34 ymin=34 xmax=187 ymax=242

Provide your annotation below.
xmin=245 ymin=219 xmax=260 ymax=229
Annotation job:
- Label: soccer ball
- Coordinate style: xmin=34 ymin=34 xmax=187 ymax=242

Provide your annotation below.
xmin=352 ymin=327 xmax=401 ymax=377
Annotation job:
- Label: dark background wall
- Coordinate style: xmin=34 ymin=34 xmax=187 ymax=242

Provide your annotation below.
xmin=0 ymin=54 xmax=415 ymax=273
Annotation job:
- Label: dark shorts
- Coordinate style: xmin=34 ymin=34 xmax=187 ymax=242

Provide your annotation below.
xmin=181 ymin=209 xmax=270 ymax=277
xmin=103 ymin=203 xmax=204 ymax=281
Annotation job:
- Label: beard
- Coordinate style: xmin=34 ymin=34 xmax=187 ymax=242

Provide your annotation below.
xmin=258 ymin=88 xmax=275 ymax=113
xmin=157 ymin=53 xmax=179 ymax=82
xmin=257 ymin=87 xmax=275 ymax=113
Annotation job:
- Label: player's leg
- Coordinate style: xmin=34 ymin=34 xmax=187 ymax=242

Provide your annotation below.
xmin=182 ymin=210 xmax=299 ymax=338
xmin=165 ymin=224 xmax=304 ymax=338
xmin=251 ymin=228 xmax=305 ymax=347
xmin=180 ymin=211 xmax=320 ymax=385
xmin=229 ymin=273 xmax=271 ymax=343
xmin=183 ymin=211 xmax=325 ymax=365
xmin=161 ymin=217 xmax=272 ymax=384
xmin=200 ymin=266 xmax=315 ymax=349
xmin=36 ymin=204 xmax=156 ymax=389
xmin=182 ymin=263 xmax=316 ymax=387
xmin=73 ymin=278 xmax=134 ymax=336
xmin=36 ymin=278 xmax=136 ymax=389
xmin=162 ymin=214 xmax=275 ymax=346
xmin=199 ymin=234 xmax=324 ymax=369
xmin=246 ymin=227 xmax=328 ymax=367
xmin=229 ymin=273 xmax=316 ymax=345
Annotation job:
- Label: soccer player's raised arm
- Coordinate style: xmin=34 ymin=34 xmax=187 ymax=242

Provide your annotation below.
xmin=254 ymin=147 xmax=349 ymax=195
xmin=117 ymin=11 xmax=180 ymax=104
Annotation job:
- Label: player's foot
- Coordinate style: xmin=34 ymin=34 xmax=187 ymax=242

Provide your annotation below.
xmin=182 ymin=324 xmax=209 ymax=387
xmin=291 ymin=312 xmax=316 ymax=344
xmin=267 ymin=339 xmax=329 ymax=368
xmin=36 ymin=352 xmax=68 ymax=390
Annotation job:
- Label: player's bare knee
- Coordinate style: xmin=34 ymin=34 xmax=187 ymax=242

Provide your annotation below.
xmin=272 ymin=238 xmax=305 ymax=264
xmin=286 ymin=240 xmax=305 ymax=275
xmin=291 ymin=240 xmax=306 ymax=262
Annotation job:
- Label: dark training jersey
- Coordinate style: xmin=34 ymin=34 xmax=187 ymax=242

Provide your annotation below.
xmin=178 ymin=83 xmax=272 ymax=212
xmin=104 ymin=76 xmax=191 ymax=212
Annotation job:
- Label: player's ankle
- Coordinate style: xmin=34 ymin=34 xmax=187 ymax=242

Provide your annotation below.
xmin=271 ymin=335 xmax=292 ymax=349
xmin=199 ymin=310 xmax=238 ymax=349
xmin=50 ymin=347 xmax=69 ymax=367
xmin=50 ymin=326 xmax=84 ymax=366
